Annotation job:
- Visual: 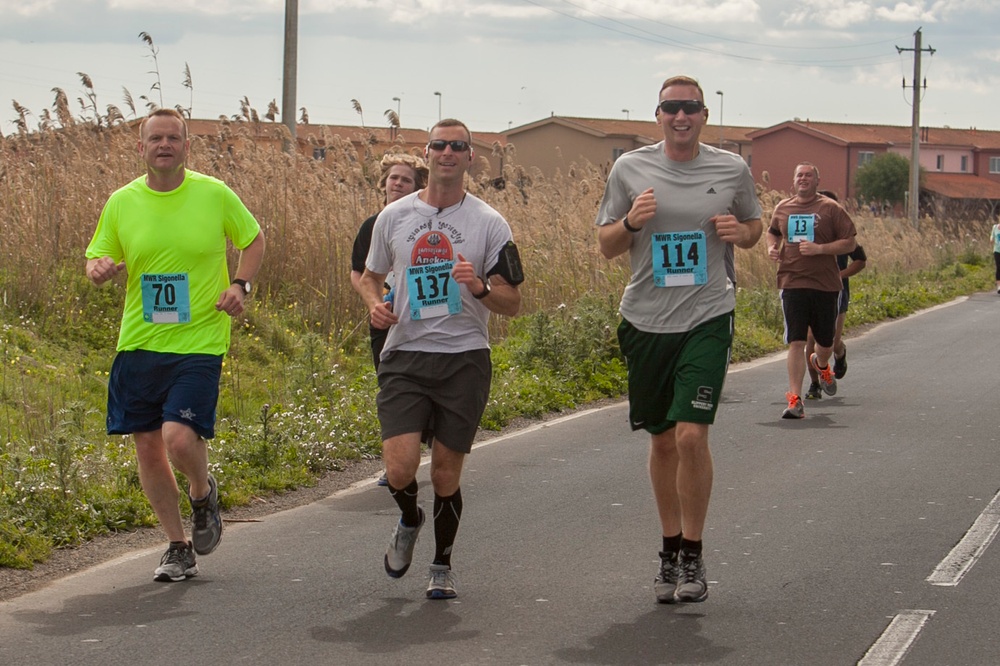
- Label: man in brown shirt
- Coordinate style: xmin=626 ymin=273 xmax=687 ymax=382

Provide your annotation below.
xmin=767 ymin=162 xmax=856 ymax=419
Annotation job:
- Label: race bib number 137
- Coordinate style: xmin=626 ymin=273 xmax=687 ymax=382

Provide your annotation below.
xmin=406 ymin=261 xmax=461 ymax=320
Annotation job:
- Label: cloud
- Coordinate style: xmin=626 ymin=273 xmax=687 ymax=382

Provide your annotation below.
xmin=782 ymin=0 xmax=873 ymax=28
xmin=874 ymin=2 xmax=938 ymax=22
xmin=0 ymin=0 xmax=59 ymax=17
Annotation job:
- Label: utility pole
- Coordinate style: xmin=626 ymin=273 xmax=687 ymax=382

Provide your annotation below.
xmin=281 ymin=0 xmax=298 ymax=154
xmin=896 ymin=27 xmax=935 ymax=229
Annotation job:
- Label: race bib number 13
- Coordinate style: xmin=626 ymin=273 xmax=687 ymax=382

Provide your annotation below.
xmin=652 ymin=231 xmax=708 ymax=287
xmin=406 ymin=261 xmax=461 ymax=320
xmin=141 ymin=273 xmax=191 ymax=323
xmin=788 ymin=214 xmax=816 ymax=243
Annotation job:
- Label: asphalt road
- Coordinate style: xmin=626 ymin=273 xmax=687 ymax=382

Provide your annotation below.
xmin=2 ymin=294 xmax=999 ymax=666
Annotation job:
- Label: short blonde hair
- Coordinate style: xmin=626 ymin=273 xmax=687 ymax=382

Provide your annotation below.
xmin=139 ymin=108 xmax=188 ymax=140
xmin=378 ymin=153 xmax=428 ymax=192
xmin=659 ymin=76 xmax=704 ymax=102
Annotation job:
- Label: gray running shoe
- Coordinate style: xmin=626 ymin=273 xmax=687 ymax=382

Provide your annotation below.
xmin=782 ymin=393 xmax=805 ymax=419
xmin=154 ymin=541 xmax=198 ymax=582
xmin=384 ymin=507 xmax=424 ymax=578
xmin=377 ymin=471 xmax=389 ymax=487
xmin=810 ymin=353 xmax=837 ymax=396
xmin=674 ymin=550 xmax=708 ymax=603
xmin=654 ymin=550 xmax=680 ymax=604
xmin=189 ymin=474 xmax=223 ymax=555
xmin=426 ymin=564 xmax=458 ymax=599
xmin=805 ymin=382 xmax=822 ymax=400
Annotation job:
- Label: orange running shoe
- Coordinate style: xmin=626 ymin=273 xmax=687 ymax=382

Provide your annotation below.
xmin=782 ymin=392 xmax=805 ymax=419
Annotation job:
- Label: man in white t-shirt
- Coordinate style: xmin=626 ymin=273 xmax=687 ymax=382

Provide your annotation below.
xmin=359 ymin=118 xmax=522 ymax=600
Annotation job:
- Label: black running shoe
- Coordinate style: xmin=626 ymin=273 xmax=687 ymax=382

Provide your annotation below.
xmin=834 ymin=347 xmax=848 ymax=379
xmin=805 ymin=382 xmax=822 ymax=400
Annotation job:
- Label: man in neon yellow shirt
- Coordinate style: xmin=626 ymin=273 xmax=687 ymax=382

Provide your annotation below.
xmin=86 ymin=108 xmax=265 ymax=582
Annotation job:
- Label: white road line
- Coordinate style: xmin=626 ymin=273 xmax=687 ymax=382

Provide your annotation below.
xmin=857 ymin=610 xmax=936 ymax=666
xmin=926 ymin=489 xmax=1000 ymax=586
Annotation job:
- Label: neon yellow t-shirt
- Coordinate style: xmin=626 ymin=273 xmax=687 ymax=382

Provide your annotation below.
xmin=86 ymin=170 xmax=261 ymax=355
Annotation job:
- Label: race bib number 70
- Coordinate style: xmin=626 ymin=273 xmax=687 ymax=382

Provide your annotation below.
xmin=141 ymin=273 xmax=191 ymax=323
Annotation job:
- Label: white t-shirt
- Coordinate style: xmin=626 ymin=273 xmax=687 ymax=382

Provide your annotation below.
xmin=366 ymin=191 xmax=514 ymax=358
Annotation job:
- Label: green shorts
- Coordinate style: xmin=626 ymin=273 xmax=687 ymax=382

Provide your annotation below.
xmin=617 ymin=312 xmax=733 ymax=434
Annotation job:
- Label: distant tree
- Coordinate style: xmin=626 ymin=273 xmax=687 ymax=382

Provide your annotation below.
xmin=854 ymin=152 xmax=921 ymax=207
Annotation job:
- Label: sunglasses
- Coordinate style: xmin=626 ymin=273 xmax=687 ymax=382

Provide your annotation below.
xmin=657 ymin=100 xmax=705 ymax=115
xmin=427 ymin=139 xmax=471 ymax=152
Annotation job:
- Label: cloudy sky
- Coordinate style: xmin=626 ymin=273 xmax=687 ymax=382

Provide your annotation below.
xmin=1 ymin=1 xmax=996 ymax=135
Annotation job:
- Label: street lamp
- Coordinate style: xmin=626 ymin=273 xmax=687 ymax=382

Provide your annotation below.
xmin=434 ymin=91 xmax=442 ymax=121
xmin=622 ymin=108 xmax=630 ymax=120
xmin=392 ymin=96 xmax=401 ymax=122
xmin=715 ymin=90 xmax=725 ymax=150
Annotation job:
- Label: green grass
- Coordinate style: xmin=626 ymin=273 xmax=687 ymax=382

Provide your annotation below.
xmin=0 ymin=259 xmax=993 ymax=569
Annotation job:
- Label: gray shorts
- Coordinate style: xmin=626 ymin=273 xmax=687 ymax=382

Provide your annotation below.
xmin=376 ymin=349 xmax=491 ymax=453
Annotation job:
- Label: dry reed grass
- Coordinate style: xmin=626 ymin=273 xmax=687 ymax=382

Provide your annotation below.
xmin=0 ymin=118 xmax=991 ymax=343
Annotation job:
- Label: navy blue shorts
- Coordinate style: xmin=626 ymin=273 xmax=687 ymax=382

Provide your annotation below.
xmin=837 ymin=285 xmax=851 ymax=314
xmin=107 ymin=350 xmax=223 ymax=439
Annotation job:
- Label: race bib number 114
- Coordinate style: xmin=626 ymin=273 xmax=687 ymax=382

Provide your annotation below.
xmin=652 ymin=231 xmax=708 ymax=287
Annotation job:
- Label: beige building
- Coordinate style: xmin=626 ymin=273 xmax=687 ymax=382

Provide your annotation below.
xmin=504 ymin=115 xmax=756 ymax=177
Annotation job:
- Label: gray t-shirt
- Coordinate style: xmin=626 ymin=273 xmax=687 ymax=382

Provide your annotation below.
xmin=596 ymin=142 xmax=761 ymax=334
xmin=366 ymin=191 xmax=514 ymax=357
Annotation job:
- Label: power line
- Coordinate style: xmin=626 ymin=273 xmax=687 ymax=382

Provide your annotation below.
xmin=582 ymin=0 xmax=908 ymax=51
xmin=519 ymin=0 xmax=902 ymax=68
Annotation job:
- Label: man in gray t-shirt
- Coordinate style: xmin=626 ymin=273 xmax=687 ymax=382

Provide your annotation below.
xmin=596 ymin=75 xmax=762 ymax=605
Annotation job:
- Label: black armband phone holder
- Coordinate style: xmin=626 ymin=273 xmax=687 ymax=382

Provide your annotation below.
xmin=489 ymin=241 xmax=524 ymax=286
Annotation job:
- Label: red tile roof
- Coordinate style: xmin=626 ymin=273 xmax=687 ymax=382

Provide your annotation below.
xmin=923 ymin=173 xmax=1000 ymax=199
xmin=749 ymin=120 xmax=1000 ymax=149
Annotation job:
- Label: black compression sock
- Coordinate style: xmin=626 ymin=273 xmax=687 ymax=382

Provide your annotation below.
xmin=432 ymin=488 xmax=463 ymax=568
xmin=387 ymin=478 xmax=421 ymax=527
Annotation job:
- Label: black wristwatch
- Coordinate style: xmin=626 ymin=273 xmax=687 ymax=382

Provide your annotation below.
xmin=472 ymin=277 xmax=491 ymax=299
xmin=622 ymin=216 xmax=641 ymax=233
xmin=232 ymin=278 xmax=252 ymax=295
